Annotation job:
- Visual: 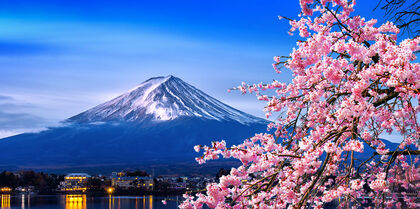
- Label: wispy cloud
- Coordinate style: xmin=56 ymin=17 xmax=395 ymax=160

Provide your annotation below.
xmin=0 ymin=111 xmax=45 ymax=129
xmin=0 ymin=95 xmax=14 ymax=101
xmin=0 ymin=40 xmax=61 ymax=56
xmin=0 ymin=128 xmax=46 ymax=139
xmin=0 ymin=95 xmax=50 ymax=139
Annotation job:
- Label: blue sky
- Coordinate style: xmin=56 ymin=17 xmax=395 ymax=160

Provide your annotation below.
xmin=0 ymin=0 xmax=404 ymax=141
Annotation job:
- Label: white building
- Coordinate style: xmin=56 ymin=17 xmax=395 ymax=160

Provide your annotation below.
xmin=60 ymin=173 xmax=91 ymax=192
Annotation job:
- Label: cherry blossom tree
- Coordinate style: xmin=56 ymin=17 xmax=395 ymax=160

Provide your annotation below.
xmin=180 ymin=0 xmax=419 ymax=208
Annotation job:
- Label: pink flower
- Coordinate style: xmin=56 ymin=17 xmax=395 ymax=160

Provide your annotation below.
xmin=370 ymin=179 xmax=387 ymax=191
xmin=343 ymin=140 xmax=364 ymax=152
xmin=350 ymin=179 xmax=364 ymax=190
xmin=323 ymin=142 xmax=336 ymax=153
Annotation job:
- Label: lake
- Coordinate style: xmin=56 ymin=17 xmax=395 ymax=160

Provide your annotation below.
xmin=0 ymin=193 xmax=379 ymax=208
xmin=1 ymin=194 xmax=182 ymax=209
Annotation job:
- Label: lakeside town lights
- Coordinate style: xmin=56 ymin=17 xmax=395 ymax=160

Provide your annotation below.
xmin=0 ymin=187 xmax=11 ymax=193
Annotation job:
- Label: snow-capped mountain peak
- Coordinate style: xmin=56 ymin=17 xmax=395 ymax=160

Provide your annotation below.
xmin=68 ymin=75 xmax=265 ymax=124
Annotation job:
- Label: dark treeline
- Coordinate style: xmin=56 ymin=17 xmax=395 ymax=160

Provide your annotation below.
xmin=0 ymin=170 xmax=63 ymax=191
xmin=125 ymin=170 xmax=149 ymax=177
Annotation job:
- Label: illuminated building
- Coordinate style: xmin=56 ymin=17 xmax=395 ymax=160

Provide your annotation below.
xmin=15 ymin=186 xmax=36 ymax=195
xmin=60 ymin=173 xmax=91 ymax=192
xmin=0 ymin=187 xmax=11 ymax=193
xmin=110 ymin=172 xmax=154 ymax=190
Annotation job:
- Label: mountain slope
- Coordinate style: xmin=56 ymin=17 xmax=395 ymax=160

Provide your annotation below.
xmin=0 ymin=119 xmax=266 ymax=172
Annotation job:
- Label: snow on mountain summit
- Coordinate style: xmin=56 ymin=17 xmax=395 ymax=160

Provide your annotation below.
xmin=68 ymin=75 xmax=266 ymax=124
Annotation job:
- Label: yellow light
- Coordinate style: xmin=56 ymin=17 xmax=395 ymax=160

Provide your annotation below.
xmin=0 ymin=187 xmax=11 ymax=192
xmin=107 ymin=187 xmax=114 ymax=194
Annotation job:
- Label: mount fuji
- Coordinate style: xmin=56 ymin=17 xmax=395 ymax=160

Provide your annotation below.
xmin=0 ymin=76 xmax=268 ymax=175
xmin=68 ymin=75 xmax=265 ymax=124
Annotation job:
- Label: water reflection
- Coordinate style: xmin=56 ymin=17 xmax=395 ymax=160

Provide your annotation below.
xmin=107 ymin=195 xmax=155 ymax=209
xmin=21 ymin=194 xmax=25 ymax=209
xmin=149 ymin=195 xmax=153 ymax=209
xmin=1 ymin=195 xmax=10 ymax=209
xmin=109 ymin=195 xmax=113 ymax=209
xmin=1 ymin=194 xmax=174 ymax=209
xmin=66 ymin=194 xmax=87 ymax=209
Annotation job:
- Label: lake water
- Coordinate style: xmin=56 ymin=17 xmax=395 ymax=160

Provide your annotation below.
xmin=1 ymin=194 xmax=182 ymax=209
xmin=0 ymin=194 xmax=379 ymax=208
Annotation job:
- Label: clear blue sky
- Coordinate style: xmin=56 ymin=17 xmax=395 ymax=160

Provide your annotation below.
xmin=0 ymin=0 xmax=402 ymax=140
